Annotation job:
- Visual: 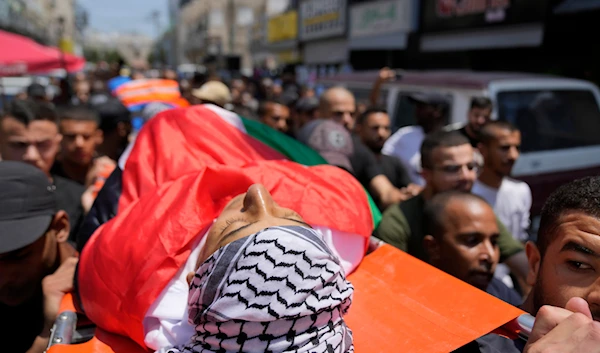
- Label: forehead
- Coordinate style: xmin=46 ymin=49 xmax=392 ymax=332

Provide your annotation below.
xmin=1 ymin=117 xmax=58 ymax=136
xmin=432 ymin=144 xmax=473 ymax=165
xmin=547 ymin=212 xmax=600 ymax=251
xmin=60 ymin=119 xmax=98 ymax=131
xmin=366 ymin=112 xmax=390 ymax=125
xmin=268 ymin=103 xmax=290 ymax=115
xmin=327 ymin=91 xmax=355 ymax=107
xmin=443 ymin=199 xmax=498 ymax=234
xmin=489 ymin=127 xmax=521 ymax=142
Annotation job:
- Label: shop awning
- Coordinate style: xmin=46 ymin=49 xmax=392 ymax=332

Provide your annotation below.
xmin=554 ymin=0 xmax=600 ymax=14
xmin=0 ymin=30 xmax=85 ymax=76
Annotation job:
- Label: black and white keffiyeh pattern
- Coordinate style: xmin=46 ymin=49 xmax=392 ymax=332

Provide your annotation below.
xmin=169 ymin=226 xmax=354 ymax=353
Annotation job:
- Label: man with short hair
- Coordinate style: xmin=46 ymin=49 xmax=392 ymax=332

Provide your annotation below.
xmin=458 ymin=97 xmax=493 ymax=148
xmin=317 ymin=87 xmax=416 ymax=209
xmin=0 ymin=100 xmax=85 ymax=238
xmin=53 ymin=105 xmax=107 ymax=186
xmin=423 ymin=191 xmax=522 ymax=306
xmin=258 ymin=99 xmax=291 ymax=134
xmin=473 ymin=121 xmax=531 ymax=242
xmin=0 ymin=161 xmax=78 ymax=353
xmin=375 ymin=130 xmax=528 ymax=284
xmin=92 ymin=98 xmax=132 ymax=162
xmin=355 ymin=107 xmax=413 ymax=192
xmin=459 ymin=176 xmax=600 ymax=352
xmin=382 ymin=93 xmax=448 ymax=185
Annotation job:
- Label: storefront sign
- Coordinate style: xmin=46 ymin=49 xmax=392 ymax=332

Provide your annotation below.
xmin=267 ymin=11 xmax=298 ymax=43
xmin=350 ymin=0 xmax=413 ymax=38
xmin=422 ymin=0 xmax=546 ymax=32
xmin=300 ymin=0 xmax=347 ymax=41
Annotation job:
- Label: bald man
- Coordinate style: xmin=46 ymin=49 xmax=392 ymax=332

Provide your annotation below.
xmin=316 ymin=87 xmax=419 ymax=209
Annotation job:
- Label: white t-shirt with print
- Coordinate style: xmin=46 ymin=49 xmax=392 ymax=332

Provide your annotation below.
xmin=382 ymin=125 xmax=425 ymax=186
xmin=472 ymin=178 xmax=532 ymax=242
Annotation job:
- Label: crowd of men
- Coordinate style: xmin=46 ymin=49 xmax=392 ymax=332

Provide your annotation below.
xmin=1 ymin=64 xmax=600 ymax=353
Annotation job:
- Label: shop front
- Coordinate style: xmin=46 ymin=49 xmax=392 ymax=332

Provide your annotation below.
xmin=266 ymin=10 xmax=302 ymax=67
xmin=348 ymin=0 xmax=417 ymax=70
xmin=299 ymin=0 xmax=349 ymax=77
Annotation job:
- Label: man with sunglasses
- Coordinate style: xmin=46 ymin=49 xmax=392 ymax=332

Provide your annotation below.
xmin=0 ymin=161 xmax=78 ymax=353
xmin=0 ymin=100 xmax=85 ymax=239
xmin=375 ymin=130 xmax=528 ymax=285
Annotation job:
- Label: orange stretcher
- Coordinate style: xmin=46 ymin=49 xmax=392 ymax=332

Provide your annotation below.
xmin=46 ymin=244 xmax=524 ymax=353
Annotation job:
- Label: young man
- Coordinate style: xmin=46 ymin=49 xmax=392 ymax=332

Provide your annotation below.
xmin=317 ymin=87 xmax=415 ymax=209
xmin=473 ymin=121 xmax=532 ymax=242
xmin=374 ymin=130 xmax=528 ymax=285
xmin=458 ymin=97 xmax=493 ymax=148
xmin=382 ymin=93 xmax=448 ymax=185
xmin=91 ymin=98 xmax=132 ymax=162
xmin=423 ymin=191 xmax=522 ymax=306
xmin=0 ymin=161 xmax=78 ymax=353
xmin=0 ymin=100 xmax=85 ymax=238
xmin=355 ymin=107 xmax=414 ymax=192
xmin=53 ymin=105 xmax=109 ymax=186
xmin=460 ymin=176 xmax=600 ymax=352
xmin=258 ymin=99 xmax=292 ymax=134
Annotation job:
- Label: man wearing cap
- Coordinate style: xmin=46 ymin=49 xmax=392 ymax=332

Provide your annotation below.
xmin=27 ymin=83 xmax=51 ymax=103
xmin=191 ymin=81 xmax=232 ymax=108
xmin=382 ymin=92 xmax=448 ymax=186
xmin=0 ymin=161 xmax=78 ymax=353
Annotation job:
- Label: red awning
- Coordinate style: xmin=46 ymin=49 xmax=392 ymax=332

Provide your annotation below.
xmin=0 ymin=30 xmax=85 ymax=76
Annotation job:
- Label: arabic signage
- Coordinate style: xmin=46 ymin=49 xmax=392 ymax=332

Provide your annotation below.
xmin=422 ymin=0 xmax=546 ymax=33
xmin=299 ymin=0 xmax=347 ymax=41
xmin=350 ymin=0 xmax=413 ymax=38
xmin=267 ymin=11 xmax=298 ymax=43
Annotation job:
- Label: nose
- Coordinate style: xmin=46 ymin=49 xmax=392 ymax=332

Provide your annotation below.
xmin=277 ymin=119 xmax=287 ymax=132
xmin=243 ymin=184 xmax=276 ymax=218
xmin=75 ymin=135 xmax=85 ymax=147
xmin=23 ymin=144 xmax=41 ymax=163
xmin=508 ymin=146 xmax=519 ymax=161
xmin=585 ymin=278 xmax=600 ymax=310
xmin=343 ymin=113 xmax=354 ymax=129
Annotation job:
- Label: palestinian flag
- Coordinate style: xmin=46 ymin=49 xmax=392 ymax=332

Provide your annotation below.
xmin=77 ymin=105 xmax=523 ymax=353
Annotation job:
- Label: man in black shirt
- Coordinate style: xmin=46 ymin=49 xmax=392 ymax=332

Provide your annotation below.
xmin=0 ymin=161 xmax=78 ymax=353
xmin=0 ymin=99 xmax=85 ymax=239
xmin=355 ymin=107 xmax=414 ymax=191
xmin=458 ymin=97 xmax=493 ymax=148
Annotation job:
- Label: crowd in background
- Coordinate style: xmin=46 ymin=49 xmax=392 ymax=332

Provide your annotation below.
xmin=2 ymin=62 xmax=600 ymax=353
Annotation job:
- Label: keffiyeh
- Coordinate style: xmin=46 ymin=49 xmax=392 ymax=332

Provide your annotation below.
xmin=169 ymin=226 xmax=354 ymax=353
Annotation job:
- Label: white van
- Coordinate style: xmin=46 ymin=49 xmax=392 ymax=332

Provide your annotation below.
xmin=318 ymin=70 xmax=600 ymax=224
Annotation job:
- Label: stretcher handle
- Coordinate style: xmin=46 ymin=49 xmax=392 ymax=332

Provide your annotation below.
xmin=45 ymin=311 xmax=78 ymax=352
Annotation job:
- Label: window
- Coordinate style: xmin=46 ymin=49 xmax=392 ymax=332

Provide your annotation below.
xmin=497 ymin=90 xmax=600 ymax=153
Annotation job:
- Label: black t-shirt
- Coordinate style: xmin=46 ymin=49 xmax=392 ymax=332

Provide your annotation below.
xmin=458 ymin=126 xmax=479 ymax=148
xmin=53 ymin=175 xmax=85 ymax=242
xmin=0 ymin=291 xmax=44 ymax=352
xmin=453 ymin=334 xmax=523 ymax=353
xmin=486 ymin=277 xmax=523 ymax=307
xmin=378 ymin=154 xmax=412 ymax=190
xmin=51 ymin=161 xmax=83 ymax=186
xmin=349 ymin=135 xmax=383 ymax=189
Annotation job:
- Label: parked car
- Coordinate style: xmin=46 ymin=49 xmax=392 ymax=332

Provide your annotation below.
xmin=319 ymin=70 xmax=600 ymax=230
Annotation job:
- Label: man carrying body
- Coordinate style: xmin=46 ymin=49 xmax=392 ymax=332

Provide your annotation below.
xmin=0 ymin=161 xmax=78 ymax=353
xmin=0 ymin=100 xmax=85 ymax=238
xmin=382 ymin=93 xmax=448 ymax=185
xmin=423 ymin=191 xmax=522 ymax=306
xmin=374 ymin=130 xmax=528 ymax=286
xmin=459 ymin=176 xmax=600 ymax=352
xmin=473 ymin=121 xmax=532 ymax=243
xmin=258 ymin=99 xmax=292 ymax=134
xmin=317 ymin=87 xmax=417 ymax=209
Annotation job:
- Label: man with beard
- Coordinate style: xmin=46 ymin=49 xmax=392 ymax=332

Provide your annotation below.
xmin=355 ymin=107 xmax=416 ymax=194
xmin=423 ymin=191 xmax=522 ymax=306
xmin=458 ymin=97 xmax=493 ymax=148
xmin=0 ymin=161 xmax=78 ymax=353
xmin=375 ymin=130 xmax=528 ymax=286
xmin=472 ymin=121 xmax=531 ymax=243
xmin=458 ymin=176 xmax=600 ymax=352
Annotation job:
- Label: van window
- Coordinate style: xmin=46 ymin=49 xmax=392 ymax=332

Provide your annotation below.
xmin=497 ymin=90 xmax=600 ymax=153
xmin=349 ymin=88 xmax=388 ymax=108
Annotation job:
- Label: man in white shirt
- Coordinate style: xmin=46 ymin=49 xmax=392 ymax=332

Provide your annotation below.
xmin=472 ymin=121 xmax=532 ymax=242
xmin=382 ymin=93 xmax=448 ymax=185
